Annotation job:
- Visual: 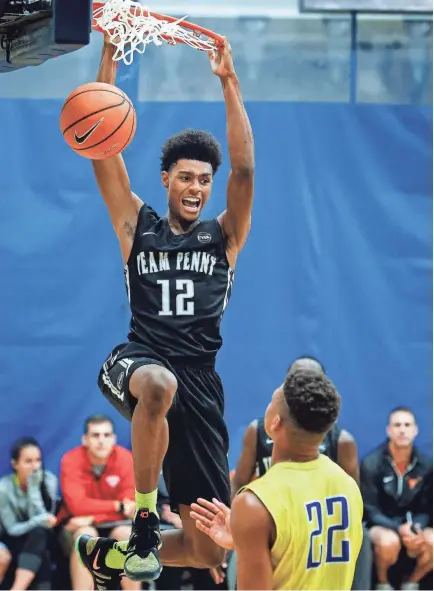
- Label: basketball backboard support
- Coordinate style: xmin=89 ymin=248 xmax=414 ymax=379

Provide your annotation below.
xmin=299 ymin=0 xmax=432 ymax=12
xmin=0 ymin=0 xmax=92 ymax=73
xmin=0 ymin=0 xmax=8 ymax=18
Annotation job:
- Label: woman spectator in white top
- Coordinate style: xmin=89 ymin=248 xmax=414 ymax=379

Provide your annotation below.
xmin=0 ymin=437 xmax=57 ymax=590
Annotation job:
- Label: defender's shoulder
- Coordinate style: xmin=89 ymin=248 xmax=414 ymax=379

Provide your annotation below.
xmin=232 ymin=489 xmax=272 ymax=534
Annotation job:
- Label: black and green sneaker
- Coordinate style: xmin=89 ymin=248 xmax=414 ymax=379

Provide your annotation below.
xmin=75 ymin=534 xmax=125 ymax=591
xmin=124 ymin=509 xmax=162 ymax=582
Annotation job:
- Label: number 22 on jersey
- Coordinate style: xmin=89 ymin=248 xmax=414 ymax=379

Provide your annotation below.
xmin=305 ymin=496 xmax=350 ymax=569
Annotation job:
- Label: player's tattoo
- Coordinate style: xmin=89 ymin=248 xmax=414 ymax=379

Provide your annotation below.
xmin=124 ymin=220 xmax=137 ymax=239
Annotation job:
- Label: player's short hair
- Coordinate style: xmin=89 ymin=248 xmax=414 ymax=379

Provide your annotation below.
xmin=288 ymin=355 xmax=325 ymax=374
xmin=389 ymin=406 xmax=416 ymax=423
xmin=283 ymin=369 xmax=340 ymax=434
xmin=160 ymin=129 xmax=222 ymax=174
xmin=84 ymin=414 xmax=115 ymax=434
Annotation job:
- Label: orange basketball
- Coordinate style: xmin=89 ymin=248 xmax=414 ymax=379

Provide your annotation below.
xmin=60 ymin=82 xmax=136 ymax=160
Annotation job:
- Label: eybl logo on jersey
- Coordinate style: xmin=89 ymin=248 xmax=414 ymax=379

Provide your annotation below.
xmin=197 ymin=232 xmax=211 ymax=243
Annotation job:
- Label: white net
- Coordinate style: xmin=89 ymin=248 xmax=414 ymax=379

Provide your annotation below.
xmin=93 ymin=0 xmax=219 ymax=65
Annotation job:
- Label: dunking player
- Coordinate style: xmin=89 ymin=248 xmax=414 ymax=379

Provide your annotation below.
xmin=75 ymin=36 xmax=254 ymax=586
xmin=191 ymin=369 xmax=364 ymax=590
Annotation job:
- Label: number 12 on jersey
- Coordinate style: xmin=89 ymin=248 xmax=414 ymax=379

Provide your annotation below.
xmin=305 ymin=496 xmax=350 ymax=569
xmin=157 ymin=279 xmax=194 ymax=316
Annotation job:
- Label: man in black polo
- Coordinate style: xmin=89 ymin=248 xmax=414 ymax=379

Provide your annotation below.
xmin=361 ymin=406 xmax=432 ymax=591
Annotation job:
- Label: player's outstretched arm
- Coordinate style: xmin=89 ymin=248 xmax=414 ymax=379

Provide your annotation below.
xmin=230 ymin=420 xmax=258 ymax=500
xmin=231 ymin=491 xmax=274 ymax=590
xmin=93 ymin=38 xmax=143 ymax=264
xmin=210 ymin=40 xmax=254 ymax=266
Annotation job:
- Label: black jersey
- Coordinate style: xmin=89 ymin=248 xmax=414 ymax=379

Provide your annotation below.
xmin=255 ymin=419 xmax=273 ymax=477
xmin=319 ymin=422 xmax=342 ymax=463
xmin=124 ymin=204 xmax=234 ymax=365
xmin=255 ymin=419 xmax=342 ymax=476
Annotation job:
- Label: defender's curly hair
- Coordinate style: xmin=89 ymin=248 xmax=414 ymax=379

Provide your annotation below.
xmin=283 ymin=369 xmax=341 ymax=434
xmin=160 ymin=129 xmax=222 ymax=174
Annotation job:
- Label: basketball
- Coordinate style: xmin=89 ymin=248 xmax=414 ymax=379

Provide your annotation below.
xmin=60 ymin=82 xmax=136 ymax=160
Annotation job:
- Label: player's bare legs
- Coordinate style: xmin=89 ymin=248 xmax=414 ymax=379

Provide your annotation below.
xmin=129 ymin=365 xmax=177 ymax=494
xmin=124 ymin=365 xmax=177 ymax=581
xmin=158 ymin=505 xmax=224 ymax=568
xmin=77 ymin=366 xmax=226 ymax=582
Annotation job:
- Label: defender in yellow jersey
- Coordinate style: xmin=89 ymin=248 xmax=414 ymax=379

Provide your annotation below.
xmin=191 ymin=369 xmax=363 ymax=590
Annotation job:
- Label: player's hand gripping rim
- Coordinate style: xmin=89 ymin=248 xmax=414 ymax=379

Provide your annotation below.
xmin=190 ymin=497 xmax=234 ymax=550
xmin=208 ymin=38 xmax=236 ymax=80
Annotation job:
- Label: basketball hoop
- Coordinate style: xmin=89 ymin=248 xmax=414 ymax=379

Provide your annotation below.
xmin=92 ymin=0 xmax=225 ymax=65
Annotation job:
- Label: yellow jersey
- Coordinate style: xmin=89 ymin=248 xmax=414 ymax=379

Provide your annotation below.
xmin=245 ymin=454 xmax=363 ymax=590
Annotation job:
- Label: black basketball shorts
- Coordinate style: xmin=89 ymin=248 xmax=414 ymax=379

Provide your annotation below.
xmin=97 ymin=343 xmax=230 ymax=511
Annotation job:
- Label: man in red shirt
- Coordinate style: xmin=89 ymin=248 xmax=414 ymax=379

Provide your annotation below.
xmin=58 ymin=415 xmax=139 ymax=590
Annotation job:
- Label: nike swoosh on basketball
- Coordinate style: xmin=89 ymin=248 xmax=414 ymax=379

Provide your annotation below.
xmin=74 ymin=118 xmax=104 ymax=145
xmin=92 ymin=548 xmax=101 ymax=571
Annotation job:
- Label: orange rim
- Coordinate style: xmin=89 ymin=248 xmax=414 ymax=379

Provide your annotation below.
xmin=92 ymin=2 xmax=225 ymax=50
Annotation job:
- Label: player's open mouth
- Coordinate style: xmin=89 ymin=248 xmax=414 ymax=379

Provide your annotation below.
xmin=182 ymin=197 xmax=201 ymax=212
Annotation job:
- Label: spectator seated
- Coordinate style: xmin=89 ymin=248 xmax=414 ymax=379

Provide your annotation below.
xmin=361 ymin=407 xmax=433 ymax=591
xmin=56 ymin=415 xmax=139 ymax=591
